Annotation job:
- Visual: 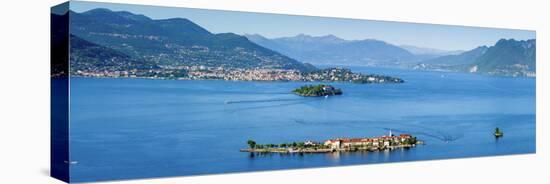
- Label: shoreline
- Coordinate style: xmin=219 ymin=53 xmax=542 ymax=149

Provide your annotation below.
xmin=65 ymin=75 xmax=401 ymax=84
xmin=65 ymin=67 xmax=404 ymax=84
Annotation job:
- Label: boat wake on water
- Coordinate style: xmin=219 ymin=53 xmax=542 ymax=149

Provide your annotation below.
xmin=225 ymin=100 xmax=318 ymax=113
xmin=381 ymin=127 xmax=463 ymax=143
xmin=223 ymin=95 xmax=328 ymax=105
xmin=224 ymin=98 xmax=305 ymax=104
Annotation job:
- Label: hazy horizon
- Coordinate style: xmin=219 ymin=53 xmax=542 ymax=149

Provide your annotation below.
xmin=69 ymin=1 xmax=535 ymax=51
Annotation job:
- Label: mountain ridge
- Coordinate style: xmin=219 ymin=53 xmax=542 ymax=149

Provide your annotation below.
xmin=68 ymin=8 xmax=317 ymax=73
xmin=244 ymin=33 xmax=416 ymax=66
xmin=400 ymin=45 xmax=464 ymax=57
xmin=414 ymin=39 xmax=535 ymax=77
xmin=470 ymin=39 xmax=535 ymax=76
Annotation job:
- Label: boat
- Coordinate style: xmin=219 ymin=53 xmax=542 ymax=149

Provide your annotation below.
xmin=494 ymin=127 xmax=504 ymax=138
xmin=64 ymin=160 xmax=78 ymax=165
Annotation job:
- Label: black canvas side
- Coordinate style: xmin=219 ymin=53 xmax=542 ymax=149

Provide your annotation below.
xmin=51 ymin=2 xmax=70 ymax=183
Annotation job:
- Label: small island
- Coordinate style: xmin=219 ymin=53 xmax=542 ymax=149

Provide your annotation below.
xmin=293 ymin=84 xmax=343 ymax=97
xmin=241 ymin=131 xmax=422 ymax=154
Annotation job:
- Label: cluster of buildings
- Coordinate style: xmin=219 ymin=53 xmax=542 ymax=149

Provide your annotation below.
xmin=323 ymin=130 xmax=415 ymax=150
xmin=242 ymin=130 xmax=420 ymax=154
xmin=223 ymin=69 xmax=302 ymax=81
xmin=71 ymin=65 xmax=403 ymax=83
xmin=183 ymin=66 xmax=303 ymax=81
xmin=302 ymin=67 xmax=404 ymax=83
xmin=72 ymin=65 xmax=304 ymax=81
xmin=73 ymin=68 xmax=183 ymax=79
xmin=303 ymin=67 xmax=359 ymax=82
xmin=74 ymin=70 xmax=137 ymax=78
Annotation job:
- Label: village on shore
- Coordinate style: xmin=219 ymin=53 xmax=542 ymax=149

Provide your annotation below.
xmin=72 ymin=66 xmax=404 ymax=84
xmin=241 ymin=130 xmax=423 ymax=154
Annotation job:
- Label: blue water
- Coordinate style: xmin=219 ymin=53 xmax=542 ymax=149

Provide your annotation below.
xmin=69 ymin=67 xmax=536 ymax=182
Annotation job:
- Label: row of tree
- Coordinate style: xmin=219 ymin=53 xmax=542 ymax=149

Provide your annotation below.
xmin=246 ymin=140 xmax=327 ymax=149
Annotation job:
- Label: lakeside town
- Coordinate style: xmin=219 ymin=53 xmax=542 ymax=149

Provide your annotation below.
xmin=240 ymin=131 xmax=422 ymax=154
xmin=71 ymin=65 xmax=404 ymax=84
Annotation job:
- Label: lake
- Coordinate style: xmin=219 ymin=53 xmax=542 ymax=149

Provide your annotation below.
xmin=68 ymin=67 xmax=536 ymax=182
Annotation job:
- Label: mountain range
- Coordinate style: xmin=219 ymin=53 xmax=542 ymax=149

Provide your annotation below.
xmin=471 ymin=39 xmax=535 ymax=76
xmin=420 ymin=46 xmax=489 ymax=66
xmin=399 ymin=45 xmax=464 ymax=58
xmin=415 ymin=39 xmax=536 ymax=77
xmin=61 ymin=8 xmax=535 ymax=77
xmin=67 ymin=8 xmax=316 ymax=73
xmin=244 ymin=34 xmax=418 ymax=66
xmin=244 ymin=34 xmax=535 ymax=77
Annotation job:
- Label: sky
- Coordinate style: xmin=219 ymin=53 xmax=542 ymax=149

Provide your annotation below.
xmin=68 ymin=1 xmax=535 ymax=51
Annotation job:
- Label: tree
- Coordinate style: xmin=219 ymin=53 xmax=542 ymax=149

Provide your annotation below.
xmin=247 ymin=140 xmax=256 ymax=149
xmin=407 ymin=137 xmax=418 ymax=145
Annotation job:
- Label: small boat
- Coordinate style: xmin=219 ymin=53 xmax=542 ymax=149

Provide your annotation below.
xmin=64 ymin=160 xmax=78 ymax=165
xmin=324 ymin=95 xmax=329 ymax=98
xmin=288 ymin=148 xmax=298 ymax=153
xmin=494 ymin=127 xmax=504 ymax=138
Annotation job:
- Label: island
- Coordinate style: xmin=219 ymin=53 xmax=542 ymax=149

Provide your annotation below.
xmin=293 ymin=84 xmax=343 ymax=97
xmin=241 ymin=131 xmax=422 ymax=154
xmin=303 ymin=67 xmax=404 ymax=84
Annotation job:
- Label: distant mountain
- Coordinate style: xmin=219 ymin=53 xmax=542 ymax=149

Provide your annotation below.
xmin=400 ymin=45 xmax=464 ymax=58
xmin=68 ymin=8 xmax=316 ymax=72
xmin=275 ymin=34 xmax=348 ymax=45
xmin=415 ymin=39 xmax=535 ymax=77
xmin=470 ymin=39 xmax=535 ymax=76
xmin=244 ymin=34 xmax=416 ymax=66
xmin=421 ymin=46 xmax=488 ymax=66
